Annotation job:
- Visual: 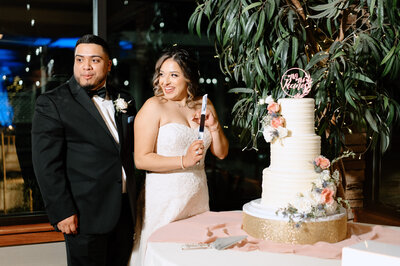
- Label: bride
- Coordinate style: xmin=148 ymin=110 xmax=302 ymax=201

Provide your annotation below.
xmin=130 ymin=47 xmax=229 ymax=265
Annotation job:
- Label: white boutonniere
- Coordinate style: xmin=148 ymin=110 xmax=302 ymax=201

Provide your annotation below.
xmin=114 ymin=94 xmax=131 ymax=113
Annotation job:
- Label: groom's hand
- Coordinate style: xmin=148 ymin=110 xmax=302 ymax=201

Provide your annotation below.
xmin=57 ymin=214 xmax=78 ymax=234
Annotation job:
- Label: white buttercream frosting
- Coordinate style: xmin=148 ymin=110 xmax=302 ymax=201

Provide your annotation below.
xmin=261 ymin=98 xmax=321 ymax=209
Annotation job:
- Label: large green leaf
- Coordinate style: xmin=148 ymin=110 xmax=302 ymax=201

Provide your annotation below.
xmin=381 ymin=46 xmax=396 ymax=65
xmin=223 ymin=18 xmax=238 ymax=46
xmin=345 ymin=88 xmax=358 ymax=110
xmin=291 ymin=36 xmax=298 ymax=66
xmin=244 ymin=12 xmax=258 ymax=38
xmin=254 ymin=9 xmax=265 ymax=43
xmin=310 ymin=0 xmax=342 ymax=11
xmin=308 ymin=8 xmax=336 ymax=19
xmin=365 ymin=109 xmax=379 ymax=132
xmin=350 ymin=72 xmax=375 ymax=83
xmin=242 ymin=1 xmax=262 ymax=14
xmin=382 ymin=56 xmax=395 ymax=77
xmin=266 ymin=0 xmax=275 ymax=22
xmin=305 ymin=52 xmax=329 ymax=70
xmin=196 ymin=8 xmax=203 ymax=38
xmin=369 ymin=0 xmax=377 ymax=16
xmin=231 ymin=97 xmax=251 ymax=114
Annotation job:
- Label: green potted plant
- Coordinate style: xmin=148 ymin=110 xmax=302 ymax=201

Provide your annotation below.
xmin=188 ymin=0 xmax=400 ymax=158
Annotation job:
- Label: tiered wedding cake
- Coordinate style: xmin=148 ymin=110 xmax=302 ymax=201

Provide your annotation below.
xmin=242 ymin=70 xmax=347 ymax=244
xmin=260 ymin=98 xmax=321 ymax=210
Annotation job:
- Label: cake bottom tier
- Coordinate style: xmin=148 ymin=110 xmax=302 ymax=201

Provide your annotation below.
xmin=242 ymin=199 xmax=347 ymax=244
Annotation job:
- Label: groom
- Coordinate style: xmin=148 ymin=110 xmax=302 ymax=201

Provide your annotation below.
xmin=32 ymin=34 xmax=136 ymax=265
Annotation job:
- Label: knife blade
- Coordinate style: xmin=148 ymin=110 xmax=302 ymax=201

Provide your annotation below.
xmin=198 ymin=94 xmax=208 ymax=140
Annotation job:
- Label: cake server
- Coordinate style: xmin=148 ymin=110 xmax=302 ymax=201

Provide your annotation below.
xmin=182 ymin=235 xmax=247 ymax=250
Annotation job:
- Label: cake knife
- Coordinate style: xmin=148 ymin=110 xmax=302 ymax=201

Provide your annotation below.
xmin=198 ymin=94 xmax=208 ymax=140
xmin=181 ymin=235 xmax=247 ymax=250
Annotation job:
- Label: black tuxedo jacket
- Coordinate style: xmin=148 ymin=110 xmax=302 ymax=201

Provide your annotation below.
xmin=32 ymin=76 xmax=136 ymax=234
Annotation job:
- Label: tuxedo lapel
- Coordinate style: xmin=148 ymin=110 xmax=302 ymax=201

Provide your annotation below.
xmin=68 ymin=77 xmax=120 ymax=151
xmin=115 ymin=110 xmax=123 ymax=152
xmin=110 ymin=90 xmax=124 ymax=152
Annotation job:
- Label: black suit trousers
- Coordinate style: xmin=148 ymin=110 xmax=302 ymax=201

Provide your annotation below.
xmin=64 ymin=194 xmax=134 ymax=266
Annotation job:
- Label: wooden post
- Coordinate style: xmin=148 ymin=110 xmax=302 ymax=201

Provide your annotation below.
xmin=1 ymin=130 xmax=7 ymax=214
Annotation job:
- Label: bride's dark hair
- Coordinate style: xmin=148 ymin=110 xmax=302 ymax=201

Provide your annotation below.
xmin=152 ymin=47 xmax=200 ymax=106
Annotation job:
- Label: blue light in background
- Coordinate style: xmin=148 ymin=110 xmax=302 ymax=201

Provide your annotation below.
xmin=49 ymin=38 xmax=80 ymax=48
xmin=0 ymin=49 xmax=17 ymax=61
xmin=0 ymin=80 xmax=13 ymax=127
xmin=33 ymin=38 xmax=52 ymax=46
xmin=119 ymin=40 xmax=133 ymax=50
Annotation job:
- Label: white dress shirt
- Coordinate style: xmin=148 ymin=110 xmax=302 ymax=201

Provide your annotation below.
xmin=91 ymin=89 xmax=127 ymax=193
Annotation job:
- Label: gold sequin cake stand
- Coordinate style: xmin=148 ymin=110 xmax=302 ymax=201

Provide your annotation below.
xmin=242 ymin=199 xmax=347 ymax=244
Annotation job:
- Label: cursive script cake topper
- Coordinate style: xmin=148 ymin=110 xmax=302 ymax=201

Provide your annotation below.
xmin=280 ymin=68 xmax=313 ymax=98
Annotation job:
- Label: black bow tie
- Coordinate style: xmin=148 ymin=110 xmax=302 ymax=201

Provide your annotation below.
xmin=87 ymin=87 xmax=107 ymax=99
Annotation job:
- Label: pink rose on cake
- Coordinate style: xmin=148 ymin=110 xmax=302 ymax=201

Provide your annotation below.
xmin=267 ymin=101 xmax=280 ymax=113
xmin=271 ymin=116 xmax=285 ymax=128
xmin=313 ymin=156 xmax=330 ymax=173
xmin=321 ymin=188 xmax=334 ymax=204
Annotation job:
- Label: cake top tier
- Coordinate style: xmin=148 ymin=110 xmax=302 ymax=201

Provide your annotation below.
xmin=278 ymin=98 xmax=316 ymax=135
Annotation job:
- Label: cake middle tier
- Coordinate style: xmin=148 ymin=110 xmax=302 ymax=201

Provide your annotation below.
xmin=270 ymin=134 xmax=321 ymax=171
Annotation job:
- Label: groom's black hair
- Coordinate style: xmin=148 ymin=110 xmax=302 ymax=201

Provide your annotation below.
xmin=75 ymin=34 xmax=111 ymax=58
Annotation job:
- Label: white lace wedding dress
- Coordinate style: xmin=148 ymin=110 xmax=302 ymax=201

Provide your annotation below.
xmin=130 ymin=123 xmax=211 ymax=266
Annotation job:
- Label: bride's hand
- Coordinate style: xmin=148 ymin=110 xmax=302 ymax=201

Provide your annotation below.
xmin=183 ymin=140 xmax=204 ymax=167
xmin=192 ymin=109 xmax=219 ymax=131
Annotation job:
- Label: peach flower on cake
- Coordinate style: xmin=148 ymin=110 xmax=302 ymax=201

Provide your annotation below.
xmin=271 ymin=116 xmax=285 ymax=128
xmin=267 ymin=101 xmax=280 ymax=113
xmin=314 ymin=156 xmax=330 ymax=169
xmin=321 ymin=188 xmax=334 ymax=204
xmin=313 ymin=156 xmax=330 ymax=173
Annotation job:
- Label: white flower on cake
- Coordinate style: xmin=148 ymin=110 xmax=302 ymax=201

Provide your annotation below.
xmin=276 ymin=153 xmax=353 ymax=227
xmin=292 ymin=193 xmax=314 ymax=214
xmin=261 ymin=97 xmax=289 ymax=143
xmin=114 ymin=94 xmax=131 ymax=113
xmin=258 ymin=95 xmax=274 ymax=105
xmin=320 ymin=170 xmax=332 ymax=182
xmin=325 ymin=201 xmax=339 ymax=215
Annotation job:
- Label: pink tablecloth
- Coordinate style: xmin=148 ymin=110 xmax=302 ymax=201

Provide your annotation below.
xmin=148 ymin=211 xmax=400 ymax=260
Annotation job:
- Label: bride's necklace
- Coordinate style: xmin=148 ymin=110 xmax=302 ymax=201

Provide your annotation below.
xmin=174 ymin=100 xmax=187 ymax=108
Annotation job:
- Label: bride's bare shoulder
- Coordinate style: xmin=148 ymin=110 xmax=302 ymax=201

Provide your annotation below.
xmin=140 ymin=96 xmax=167 ymax=110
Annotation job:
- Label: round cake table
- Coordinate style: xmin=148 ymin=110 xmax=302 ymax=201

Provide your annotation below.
xmin=145 ymin=242 xmax=341 ymax=266
xmin=143 ymin=211 xmax=400 ymax=266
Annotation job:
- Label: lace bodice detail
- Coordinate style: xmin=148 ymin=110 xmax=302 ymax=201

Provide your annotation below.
xmin=157 ymin=123 xmax=211 ymax=166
